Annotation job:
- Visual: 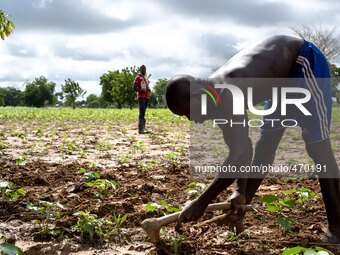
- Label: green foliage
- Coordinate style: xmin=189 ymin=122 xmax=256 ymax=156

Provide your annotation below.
xmin=0 ymin=88 xmax=4 ymax=106
xmin=0 ymin=107 xmax=186 ymax=124
xmin=79 ymin=168 xmax=100 ymax=181
xmin=262 ymin=194 xmax=294 ymax=231
xmin=113 ymin=212 xmax=128 ymax=226
xmin=168 ymin=233 xmax=186 ymax=255
xmin=112 ymin=212 xmax=128 ymax=243
xmin=99 ymin=66 xmax=140 ymax=109
xmin=24 ymin=76 xmax=56 ymax=107
xmin=153 ymin=78 xmax=168 ymax=107
xmin=0 ymin=243 xmax=24 ymax=255
xmin=27 ymin=201 xmax=65 ymax=233
xmin=86 ymin=179 xmax=118 ymax=196
xmin=262 ymin=187 xmax=317 ymax=231
xmin=164 ymin=152 xmax=180 ymax=166
xmin=86 ymin=94 xmax=108 ymax=108
xmin=330 ymin=64 xmax=340 ymax=103
xmin=15 ymin=155 xmax=26 ymax=165
xmin=0 ymin=87 xmax=23 ymax=106
xmin=0 ymin=10 xmax=15 ymax=40
xmin=0 ymin=180 xmax=26 ymax=201
xmin=73 ymin=210 xmax=113 ymax=241
xmin=137 ymin=161 xmax=154 ymax=172
xmin=185 ymin=182 xmax=207 ymax=200
xmin=144 ymin=200 xmax=180 ymax=215
xmin=282 ymin=246 xmax=334 ymax=255
xmin=61 ymin=78 xmax=86 ymax=109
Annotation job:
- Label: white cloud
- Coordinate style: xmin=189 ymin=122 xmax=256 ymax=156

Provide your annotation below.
xmin=0 ymin=0 xmax=339 ymax=96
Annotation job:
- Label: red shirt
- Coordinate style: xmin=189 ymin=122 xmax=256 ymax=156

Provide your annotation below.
xmin=134 ymin=74 xmax=150 ymax=98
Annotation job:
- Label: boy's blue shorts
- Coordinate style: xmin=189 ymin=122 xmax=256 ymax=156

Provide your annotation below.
xmin=261 ymin=39 xmax=332 ymax=144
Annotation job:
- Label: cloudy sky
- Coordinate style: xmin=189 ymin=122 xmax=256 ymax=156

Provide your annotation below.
xmin=0 ymin=0 xmax=339 ymax=97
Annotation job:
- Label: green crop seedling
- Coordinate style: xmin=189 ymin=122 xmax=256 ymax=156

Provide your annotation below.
xmin=0 ymin=180 xmax=26 ymax=201
xmin=144 ymin=200 xmax=180 ymax=216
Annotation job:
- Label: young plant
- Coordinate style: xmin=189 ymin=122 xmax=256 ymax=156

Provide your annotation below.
xmin=160 ymin=228 xmax=186 ymax=255
xmin=0 ymin=180 xmax=26 ymax=201
xmin=0 ymin=243 xmax=24 ymax=255
xmin=282 ymin=246 xmax=334 ymax=255
xmin=185 ymin=182 xmax=207 ymax=200
xmin=79 ymin=167 xmax=100 ymax=181
xmin=261 ymin=194 xmax=295 ymax=231
xmin=60 ymin=140 xmax=78 ymax=154
xmin=164 ymin=152 xmax=180 ymax=166
xmin=144 ymin=200 xmax=180 ymax=216
xmin=26 ymin=201 xmax=65 ymax=234
xmin=116 ymin=155 xmax=130 ymax=164
xmin=113 ymin=212 xmax=128 ymax=243
xmin=15 ymin=155 xmax=26 ymax=166
xmin=295 ymin=187 xmax=317 ymax=210
xmin=95 ymin=140 xmax=113 ymax=151
xmin=73 ymin=210 xmax=113 ymax=241
xmin=131 ymin=141 xmax=145 ymax=153
xmin=86 ymin=179 xmax=118 ymax=196
xmin=137 ymin=161 xmax=154 ymax=172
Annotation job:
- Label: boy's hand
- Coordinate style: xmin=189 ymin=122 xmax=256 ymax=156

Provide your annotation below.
xmin=228 ymin=191 xmax=246 ymax=214
xmin=178 ymin=199 xmax=208 ymax=222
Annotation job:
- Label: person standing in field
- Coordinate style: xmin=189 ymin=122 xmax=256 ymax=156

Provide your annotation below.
xmin=134 ymin=65 xmax=150 ymax=134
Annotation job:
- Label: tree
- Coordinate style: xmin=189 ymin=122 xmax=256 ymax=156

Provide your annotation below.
xmin=292 ymin=25 xmax=340 ymax=62
xmin=292 ymin=25 xmax=340 ymax=103
xmin=153 ymin=78 xmax=168 ymax=107
xmin=0 ymin=10 xmax=15 ymax=40
xmin=331 ymin=64 xmax=340 ymax=103
xmin=3 ymin=87 xmax=23 ymax=106
xmin=86 ymin=94 xmax=108 ymax=108
xmin=100 ymin=66 xmax=141 ymax=109
xmin=149 ymin=91 xmax=158 ymax=108
xmin=61 ymin=78 xmax=86 ymax=109
xmin=0 ymin=87 xmax=5 ymax=106
xmin=24 ymin=76 xmax=56 ymax=107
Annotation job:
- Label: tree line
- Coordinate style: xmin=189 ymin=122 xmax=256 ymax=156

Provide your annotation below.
xmin=0 ymin=73 xmax=169 ymax=109
xmin=0 ymin=76 xmax=87 ymax=108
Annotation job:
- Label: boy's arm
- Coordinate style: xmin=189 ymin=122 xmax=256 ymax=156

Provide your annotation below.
xmin=179 ymin=115 xmax=253 ymax=222
xmin=134 ymin=76 xmax=142 ymax=92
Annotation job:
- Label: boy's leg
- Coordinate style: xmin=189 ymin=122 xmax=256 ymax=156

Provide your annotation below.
xmin=138 ymin=98 xmax=145 ymax=134
xmin=143 ymin=99 xmax=149 ymax=131
xmin=234 ymin=128 xmax=286 ymax=204
xmin=306 ymin=138 xmax=340 ymax=242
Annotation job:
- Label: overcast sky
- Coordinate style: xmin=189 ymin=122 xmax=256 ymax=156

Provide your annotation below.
xmin=0 ymin=0 xmax=339 ymax=97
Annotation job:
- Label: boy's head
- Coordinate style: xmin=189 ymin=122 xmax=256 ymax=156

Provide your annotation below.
xmin=166 ymin=75 xmax=207 ymax=123
xmin=140 ymin=65 xmax=146 ymax=75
